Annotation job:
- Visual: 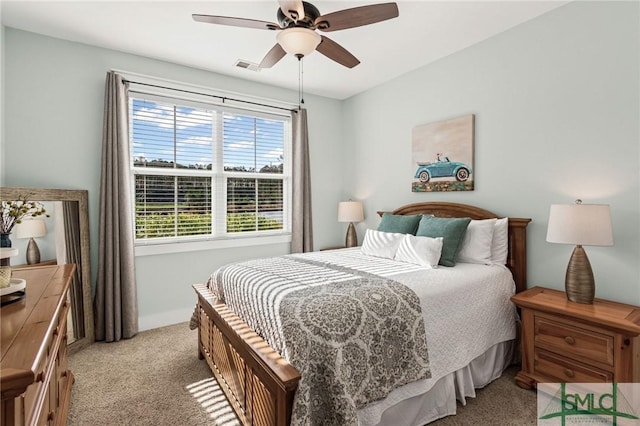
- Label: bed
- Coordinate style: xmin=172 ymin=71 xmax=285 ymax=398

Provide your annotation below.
xmin=193 ymin=201 xmax=531 ymax=426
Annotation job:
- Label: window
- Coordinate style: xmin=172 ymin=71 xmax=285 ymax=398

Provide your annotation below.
xmin=129 ymin=94 xmax=291 ymax=245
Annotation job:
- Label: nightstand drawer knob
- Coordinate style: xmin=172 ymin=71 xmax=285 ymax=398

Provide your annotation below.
xmin=564 ymin=336 xmax=576 ymax=345
xmin=564 ymin=368 xmax=575 ymax=378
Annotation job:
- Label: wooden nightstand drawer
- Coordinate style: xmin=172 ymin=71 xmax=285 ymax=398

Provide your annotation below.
xmin=534 ymin=350 xmax=613 ymax=383
xmin=511 ymin=287 xmax=640 ymax=390
xmin=534 ymin=316 xmax=614 ymax=366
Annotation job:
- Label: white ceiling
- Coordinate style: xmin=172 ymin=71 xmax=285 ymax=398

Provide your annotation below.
xmin=1 ymin=1 xmax=568 ymax=100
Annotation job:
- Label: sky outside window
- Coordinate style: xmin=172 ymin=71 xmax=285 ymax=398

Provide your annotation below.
xmin=131 ymin=99 xmax=284 ymax=171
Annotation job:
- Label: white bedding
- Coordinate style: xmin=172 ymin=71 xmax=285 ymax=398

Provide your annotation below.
xmin=294 ymin=249 xmax=518 ymax=425
xmin=211 ymin=247 xmax=517 ymax=425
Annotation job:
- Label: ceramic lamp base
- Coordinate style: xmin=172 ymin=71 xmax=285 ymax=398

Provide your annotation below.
xmin=565 ymin=245 xmax=595 ymax=304
xmin=345 ymin=222 xmax=358 ymax=248
xmin=26 ymin=238 xmax=41 ymax=265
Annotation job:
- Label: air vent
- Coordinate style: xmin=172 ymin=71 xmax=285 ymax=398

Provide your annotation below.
xmin=234 ymin=60 xmax=261 ymax=72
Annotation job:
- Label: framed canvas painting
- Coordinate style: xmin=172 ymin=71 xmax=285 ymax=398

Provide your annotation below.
xmin=412 ymin=114 xmax=474 ymax=192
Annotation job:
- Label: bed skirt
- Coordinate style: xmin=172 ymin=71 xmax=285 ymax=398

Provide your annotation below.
xmin=361 ymin=340 xmax=515 ymax=426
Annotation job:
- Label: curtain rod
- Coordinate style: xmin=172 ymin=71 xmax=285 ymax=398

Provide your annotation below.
xmin=123 ymin=79 xmax=298 ymax=113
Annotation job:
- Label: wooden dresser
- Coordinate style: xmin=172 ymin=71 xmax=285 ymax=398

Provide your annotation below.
xmin=1 ymin=265 xmax=76 ymax=426
xmin=512 ymin=286 xmax=640 ymax=389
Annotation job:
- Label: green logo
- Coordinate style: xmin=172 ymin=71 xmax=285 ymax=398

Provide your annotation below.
xmin=538 ymin=383 xmax=639 ymax=425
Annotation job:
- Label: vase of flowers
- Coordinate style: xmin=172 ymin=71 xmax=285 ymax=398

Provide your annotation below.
xmin=1 ymin=194 xmax=49 ymax=265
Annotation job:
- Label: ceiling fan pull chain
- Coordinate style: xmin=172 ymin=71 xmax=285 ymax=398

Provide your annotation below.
xmin=301 ymin=56 xmax=305 ymax=106
xmin=298 ymin=56 xmax=300 ymax=108
xmin=297 ymin=55 xmax=305 ymax=109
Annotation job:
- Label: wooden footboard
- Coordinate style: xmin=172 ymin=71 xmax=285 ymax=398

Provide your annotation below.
xmin=193 ymin=283 xmax=300 ymax=426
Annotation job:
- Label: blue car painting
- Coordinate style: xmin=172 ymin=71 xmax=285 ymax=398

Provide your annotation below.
xmin=414 ymin=155 xmax=472 ymax=183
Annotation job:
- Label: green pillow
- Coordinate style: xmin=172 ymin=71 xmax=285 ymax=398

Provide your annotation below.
xmin=416 ymin=216 xmax=472 ymax=266
xmin=377 ymin=213 xmax=422 ymax=235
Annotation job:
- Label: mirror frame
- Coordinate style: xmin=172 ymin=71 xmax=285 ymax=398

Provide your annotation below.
xmin=1 ymin=187 xmax=94 ymax=351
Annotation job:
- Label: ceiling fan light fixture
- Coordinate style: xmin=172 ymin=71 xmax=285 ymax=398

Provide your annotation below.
xmin=276 ymin=27 xmax=321 ymax=57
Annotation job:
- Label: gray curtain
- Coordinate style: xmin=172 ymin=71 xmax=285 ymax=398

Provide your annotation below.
xmin=95 ymin=71 xmax=138 ymax=342
xmin=63 ymin=201 xmax=85 ymax=339
xmin=291 ymin=108 xmax=313 ymax=253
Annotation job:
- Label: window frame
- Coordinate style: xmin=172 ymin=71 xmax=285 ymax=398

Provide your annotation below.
xmin=127 ymin=89 xmax=293 ymax=256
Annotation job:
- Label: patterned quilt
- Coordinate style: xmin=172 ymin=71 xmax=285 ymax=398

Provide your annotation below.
xmin=208 ymin=255 xmax=431 ymax=426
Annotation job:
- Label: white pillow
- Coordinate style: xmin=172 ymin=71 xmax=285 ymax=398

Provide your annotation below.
xmin=456 ymin=218 xmax=497 ymax=265
xmin=360 ymin=229 xmax=405 ymax=259
xmin=395 ymin=234 xmax=443 ymax=268
xmin=491 ymin=218 xmax=509 ymax=265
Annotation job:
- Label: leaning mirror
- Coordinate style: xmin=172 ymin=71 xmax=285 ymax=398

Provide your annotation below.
xmin=0 ymin=187 xmax=94 ymax=351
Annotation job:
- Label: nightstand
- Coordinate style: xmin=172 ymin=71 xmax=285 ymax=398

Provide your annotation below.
xmin=511 ymin=287 xmax=640 ymax=389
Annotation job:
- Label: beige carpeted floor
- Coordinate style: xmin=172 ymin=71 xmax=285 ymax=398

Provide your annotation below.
xmin=68 ymin=323 xmax=537 ymax=425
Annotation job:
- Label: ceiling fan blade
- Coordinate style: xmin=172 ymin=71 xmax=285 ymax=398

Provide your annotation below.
xmin=192 ymin=14 xmax=281 ymax=31
xmin=315 ymin=3 xmax=399 ymax=32
xmin=316 ymin=36 xmax=360 ymax=68
xmin=259 ymin=44 xmax=287 ymax=68
xmin=278 ymin=0 xmax=305 ymax=21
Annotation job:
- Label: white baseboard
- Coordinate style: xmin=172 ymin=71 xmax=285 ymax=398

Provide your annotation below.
xmin=138 ymin=307 xmax=195 ymax=332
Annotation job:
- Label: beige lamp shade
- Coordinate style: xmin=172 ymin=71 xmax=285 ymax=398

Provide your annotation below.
xmin=546 ymin=203 xmax=613 ymax=246
xmin=15 ymin=219 xmax=47 ymax=239
xmin=277 ymin=27 xmax=321 ymax=56
xmin=338 ymin=201 xmax=364 ymax=223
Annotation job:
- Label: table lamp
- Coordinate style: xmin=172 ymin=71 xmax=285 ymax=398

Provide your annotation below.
xmin=338 ymin=200 xmax=364 ymax=248
xmin=546 ymin=200 xmax=613 ymax=304
xmin=15 ymin=219 xmax=47 ymax=265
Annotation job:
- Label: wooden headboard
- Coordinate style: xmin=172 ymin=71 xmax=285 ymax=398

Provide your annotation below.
xmin=377 ymin=202 xmax=531 ymax=294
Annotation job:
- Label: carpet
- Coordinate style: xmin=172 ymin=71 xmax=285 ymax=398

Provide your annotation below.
xmin=68 ymin=322 xmax=536 ymax=425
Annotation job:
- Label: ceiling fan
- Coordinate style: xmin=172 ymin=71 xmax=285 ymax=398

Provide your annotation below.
xmin=193 ymin=1 xmax=399 ymax=69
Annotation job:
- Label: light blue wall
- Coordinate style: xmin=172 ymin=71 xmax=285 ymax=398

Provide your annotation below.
xmin=343 ymin=1 xmax=640 ymax=304
xmin=2 ymin=29 xmax=344 ymax=329
xmin=2 ymin=1 xmax=639 ymax=331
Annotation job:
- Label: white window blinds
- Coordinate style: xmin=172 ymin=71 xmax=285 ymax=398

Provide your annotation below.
xmin=129 ymin=95 xmax=291 ymax=242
